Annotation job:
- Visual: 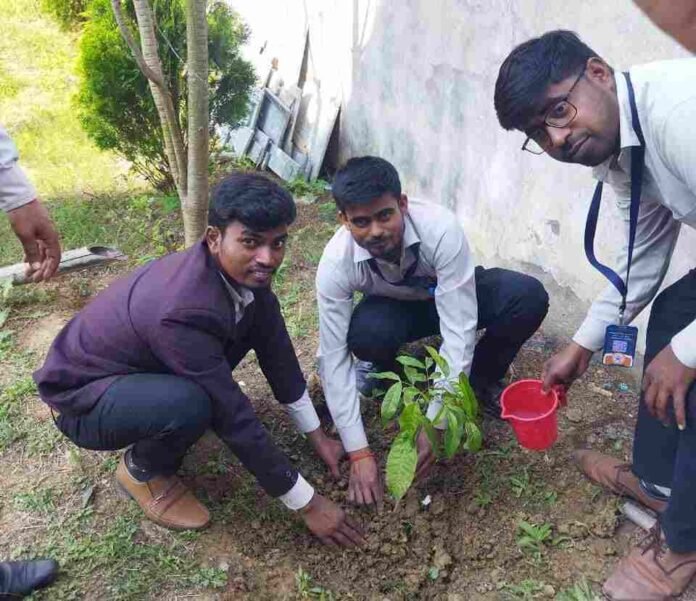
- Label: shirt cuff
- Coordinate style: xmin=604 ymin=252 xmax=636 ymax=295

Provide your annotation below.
xmin=337 ymin=421 xmax=369 ymax=452
xmin=426 ymin=398 xmax=447 ymax=430
xmin=0 ymin=165 xmax=36 ymax=213
xmin=285 ymin=389 xmax=321 ymax=433
xmin=573 ymin=315 xmax=608 ymax=352
xmin=671 ymin=321 xmax=696 ymax=369
xmin=278 ymin=473 xmax=315 ymax=511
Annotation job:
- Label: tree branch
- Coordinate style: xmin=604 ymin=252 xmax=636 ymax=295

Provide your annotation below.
xmin=111 ymin=0 xmax=165 ymax=88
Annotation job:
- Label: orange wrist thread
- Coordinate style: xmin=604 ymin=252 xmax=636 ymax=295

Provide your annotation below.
xmin=349 ymin=449 xmax=374 ymax=464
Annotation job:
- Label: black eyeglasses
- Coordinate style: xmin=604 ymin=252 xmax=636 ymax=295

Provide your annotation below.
xmin=522 ymin=68 xmax=586 ymax=155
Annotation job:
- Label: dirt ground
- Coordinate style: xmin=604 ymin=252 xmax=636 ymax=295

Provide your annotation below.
xmin=1 ymin=203 xmax=693 ymax=600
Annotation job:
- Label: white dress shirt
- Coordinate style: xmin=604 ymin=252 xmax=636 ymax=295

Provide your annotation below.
xmin=316 ymin=198 xmax=478 ymax=451
xmin=574 ymin=58 xmax=696 ymax=368
xmin=0 ymin=126 xmax=36 ymax=213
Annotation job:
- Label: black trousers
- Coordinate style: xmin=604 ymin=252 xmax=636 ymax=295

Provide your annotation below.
xmin=346 ymin=266 xmax=549 ymax=392
xmin=56 ymin=373 xmax=212 ymax=476
xmin=632 ymin=269 xmax=696 ymax=553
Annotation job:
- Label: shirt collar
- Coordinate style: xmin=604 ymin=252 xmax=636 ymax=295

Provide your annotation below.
xmin=351 ymin=212 xmax=421 ymax=264
xmin=218 ymin=272 xmax=254 ymax=309
xmin=593 ymin=71 xmax=641 ymax=180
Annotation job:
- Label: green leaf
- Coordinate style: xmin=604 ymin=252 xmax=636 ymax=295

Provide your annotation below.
xmin=425 ymin=345 xmax=450 ymax=378
xmin=424 ymin=357 xmax=434 ymax=370
xmin=369 ymin=371 xmax=401 ymax=382
xmin=458 ymin=372 xmax=479 ymax=418
xmin=386 ymin=432 xmax=418 ymax=500
xmin=396 ymin=355 xmax=426 ymax=369
xmin=403 ymin=366 xmax=426 ymax=385
xmin=463 ymin=421 xmax=482 ymax=452
xmin=444 ymin=409 xmax=462 ymax=459
xmin=403 ymin=386 xmax=420 ymax=406
xmin=399 ymin=402 xmax=424 ymax=439
xmin=423 ymin=421 xmax=442 ymax=459
xmin=381 ymin=381 xmax=403 ymax=426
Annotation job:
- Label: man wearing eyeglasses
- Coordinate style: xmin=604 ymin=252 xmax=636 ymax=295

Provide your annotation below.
xmin=315 ymin=156 xmax=549 ymax=511
xmin=495 ymin=30 xmax=696 ymax=599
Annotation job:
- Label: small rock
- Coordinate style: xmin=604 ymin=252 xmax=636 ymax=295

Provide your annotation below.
xmin=432 ymin=545 xmax=452 ymax=570
xmin=587 ymin=433 xmax=598 ymax=444
xmin=380 ymin=543 xmax=393 ymax=555
xmin=557 ymin=522 xmax=571 ymax=535
xmin=566 ymin=407 xmax=583 ymax=423
xmin=431 ymin=496 xmax=446 ymax=516
xmin=466 ymin=500 xmax=479 ymax=515
xmin=542 ymin=584 xmax=556 ymax=597
xmin=489 ymin=568 xmax=504 ymax=582
xmin=337 ymin=479 xmax=348 ymax=490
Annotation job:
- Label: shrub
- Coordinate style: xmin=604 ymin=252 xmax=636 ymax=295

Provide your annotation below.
xmin=76 ymin=0 xmax=256 ymax=190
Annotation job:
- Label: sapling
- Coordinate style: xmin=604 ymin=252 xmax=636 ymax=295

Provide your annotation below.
xmin=371 ymin=345 xmax=482 ymax=500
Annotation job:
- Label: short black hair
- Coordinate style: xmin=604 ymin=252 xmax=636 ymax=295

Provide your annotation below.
xmin=208 ymin=172 xmax=296 ymax=231
xmin=331 ymin=156 xmax=401 ymax=212
xmin=494 ymin=30 xmax=603 ymax=131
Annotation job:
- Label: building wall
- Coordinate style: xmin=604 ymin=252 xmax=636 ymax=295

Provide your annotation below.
xmin=230 ymin=0 xmax=695 ymax=347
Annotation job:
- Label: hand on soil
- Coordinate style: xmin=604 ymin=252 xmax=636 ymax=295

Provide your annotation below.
xmin=306 ymin=428 xmax=345 ymax=478
xmin=541 ymin=342 xmax=593 ymax=392
xmin=643 ymin=345 xmax=696 ymax=429
xmin=301 ymin=492 xmax=366 ymax=548
xmin=348 ymin=455 xmax=384 ymax=512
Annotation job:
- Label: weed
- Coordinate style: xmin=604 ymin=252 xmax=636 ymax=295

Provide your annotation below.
xmin=285 ymin=177 xmax=330 ymax=200
xmin=13 ymin=487 xmax=55 ymax=513
xmin=296 ymin=567 xmax=335 ymax=600
xmin=556 ymin=578 xmax=601 ymax=600
xmin=184 ymin=566 xmax=228 ymax=589
xmin=503 ymin=578 xmax=546 ymax=599
xmin=516 ymin=520 xmax=552 ymax=562
xmin=474 ymin=490 xmax=493 ymax=508
xmin=510 ymin=467 xmax=532 ymax=498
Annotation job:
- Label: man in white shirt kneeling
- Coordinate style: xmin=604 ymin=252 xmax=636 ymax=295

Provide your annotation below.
xmin=316 ymin=156 xmax=549 ymax=510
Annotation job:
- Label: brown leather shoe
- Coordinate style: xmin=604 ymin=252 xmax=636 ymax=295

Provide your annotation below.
xmin=573 ymin=450 xmax=667 ymax=514
xmin=116 ymin=455 xmax=210 ymax=530
xmin=603 ymin=525 xmax=696 ymax=600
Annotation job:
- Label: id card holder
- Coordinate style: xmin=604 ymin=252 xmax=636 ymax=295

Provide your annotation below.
xmin=602 ymin=325 xmax=638 ymax=368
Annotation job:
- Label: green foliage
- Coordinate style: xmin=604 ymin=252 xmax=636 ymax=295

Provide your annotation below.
xmin=284 ymin=177 xmax=330 ymax=200
xmin=295 ymin=567 xmax=335 ymax=600
xmin=503 ymin=578 xmax=546 ymax=599
xmin=556 ymin=579 xmax=600 ymax=601
xmin=516 ymin=520 xmax=556 ymax=563
xmin=40 ymin=0 xmax=88 ymax=29
xmin=373 ymin=345 xmax=482 ymax=500
xmin=76 ymin=0 xmax=256 ymax=189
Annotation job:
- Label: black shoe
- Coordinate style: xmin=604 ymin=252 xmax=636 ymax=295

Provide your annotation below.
xmin=0 ymin=559 xmax=59 ymax=599
xmin=474 ymin=381 xmax=505 ymax=420
xmin=355 ymin=360 xmax=384 ymax=397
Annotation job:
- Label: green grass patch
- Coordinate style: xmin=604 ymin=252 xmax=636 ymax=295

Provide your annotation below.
xmin=0 ymin=0 xmax=140 ymax=198
xmin=0 ymin=192 xmax=183 ymax=267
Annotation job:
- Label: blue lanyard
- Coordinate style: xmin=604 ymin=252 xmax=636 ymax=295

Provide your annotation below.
xmin=584 ymin=71 xmax=645 ymax=324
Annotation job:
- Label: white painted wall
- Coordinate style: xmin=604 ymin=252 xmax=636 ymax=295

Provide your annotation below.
xmin=230 ymin=0 xmax=696 ymax=346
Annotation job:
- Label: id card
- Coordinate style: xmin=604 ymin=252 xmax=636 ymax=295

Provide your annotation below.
xmin=602 ymin=325 xmax=638 ymax=368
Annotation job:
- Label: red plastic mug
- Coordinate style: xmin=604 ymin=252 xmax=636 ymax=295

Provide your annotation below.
xmin=500 ymin=379 xmax=565 ymax=450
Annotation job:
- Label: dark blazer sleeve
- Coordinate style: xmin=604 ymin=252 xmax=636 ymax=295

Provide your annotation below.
xmin=150 ymin=306 xmax=298 ymax=497
xmin=250 ymin=289 xmax=307 ymax=405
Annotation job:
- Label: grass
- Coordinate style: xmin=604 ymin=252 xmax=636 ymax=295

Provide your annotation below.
xmin=0 ymin=0 xmax=138 ymax=198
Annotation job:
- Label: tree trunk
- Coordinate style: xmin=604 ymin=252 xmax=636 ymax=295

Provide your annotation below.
xmin=111 ymin=0 xmax=188 ymax=202
xmin=184 ymin=0 xmax=210 ymax=245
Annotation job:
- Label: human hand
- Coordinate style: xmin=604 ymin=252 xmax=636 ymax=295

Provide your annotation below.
xmin=347 ymin=449 xmax=383 ymax=511
xmin=306 ymin=428 xmax=345 ymax=478
xmin=541 ymin=342 xmax=593 ymax=392
xmin=300 ymin=492 xmax=366 ymax=548
xmin=7 ymin=199 xmax=61 ymax=283
xmin=643 ymin=344 xmax=696 ymax=430
xmin=415 ymin=428 xmax=438 ymax=482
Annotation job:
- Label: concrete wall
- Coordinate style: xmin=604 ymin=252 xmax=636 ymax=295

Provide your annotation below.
xmin=230 ymin=0 xmax=695 ymax=348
